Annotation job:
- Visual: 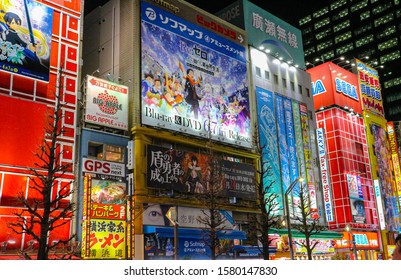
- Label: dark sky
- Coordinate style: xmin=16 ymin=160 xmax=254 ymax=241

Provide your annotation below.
xmin=84 ymin=0 xmax=329 ymax=27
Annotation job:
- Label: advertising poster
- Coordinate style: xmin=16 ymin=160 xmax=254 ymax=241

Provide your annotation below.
xmin=255 ymin=87 xmax=283 ymax=213
xmin=276 ymin=94 xmax=290 ymax=191
xmin=387 ymin=122 xmax=401 ymax=209
xmin=87 ymin=219 xmax=126 ymax=259
xmin=356 ymin=59 xmax=384 ymax=117
xmin=141 ymin=1 xmax=251 ymax=148
xmin=347 ymin=174 xmax=363 ymax=199
xmin=372 ymin=124 xmax=400 ymax=231
xmin=85 ymin=75 xmax=129 ymax=130
xmin=283 ymin=97 xmax=299 ymax=184
xmin=147 ymin=145 xmax=256 ymax=199
xmin=350 ymin=197 xmax=366 ymax=224
xmin=0 ymin=0 xmax=53 ymax=81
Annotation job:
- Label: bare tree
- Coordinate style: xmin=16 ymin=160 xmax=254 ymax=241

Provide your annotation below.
xmin=8 ymin=68 xmax=76 ymax=259
xmin=290 ymin=184 xmax=325 ymax=260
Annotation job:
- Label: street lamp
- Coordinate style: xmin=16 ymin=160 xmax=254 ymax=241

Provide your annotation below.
xmin=285 ymin=177 xmax=304 ymax=260
xmin=345 ymin=224 xmax=358 ymax=260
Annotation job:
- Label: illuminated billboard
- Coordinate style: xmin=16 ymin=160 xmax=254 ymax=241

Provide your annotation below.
xmin=141 ymin=1 xmax=251 ymax=148
xmin=308 ymin=62 xmax=362 ymax=113
xmin=147 ymin=145 xmax=256 ymax=199
xmin=356 ymin=59 xmax=384 ymax=117
xmin=0 ymin=0 xmax=53 ymax=81
xmin=85 ymin=75 xmax=129 ymax=131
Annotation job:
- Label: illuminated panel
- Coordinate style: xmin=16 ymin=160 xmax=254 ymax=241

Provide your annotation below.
xmin=141 ymin=1 xmax=251 ymax=148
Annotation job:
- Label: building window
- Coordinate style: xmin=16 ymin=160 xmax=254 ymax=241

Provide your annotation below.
xmin=308 ymin=110 xmax=313 ymax=120
xmin=317 ymin=39 xmax=333 ymax=51
xmin=88 ymin=142 xmax=125 ymax=163
xmin=330 ymin=0 xmax=347 ymax=11
xmin=282 ymin=78 xmax=287 ymax=88
xmin=314 ymin=17 xmax=330 ymax=30
xmin=350 ymin=0 xmax=369 ymax=12
xmin=316 ymin=28 xmax=332 ymax=40
xmin=306 ymin=88 xmax=311 ymax=97
xmin=384 ymin=77 xmax=401 ymax=88
xmin=255 ymin=66 xmax=261 ymax=77
xmin=299 ymin=14 xmax=312 ymax=26
xmin=290 ymin=81 xmax=295 ymax=91
xmin=372 ymin=2 xmax=392 ymax=15
xmin=380 ymin=50 xmax=401 ymax=64
xmin=332 ymin=8 xmax=349 ymax=21
xmin=264 ymin=70 xmax=270 ymax=80
xmin=374 ymin=13 xmax=394 ymax=27
xmin=336 ymin=42 xmax=354 ymax=55
xmin=322 ymin=50 xmax=335 ymax=61
xmin=334 ymin=31 xmax=352 ymax=44
xmin=354 ymin=24 xmax=372 ymax=36
xmin=298 ymin=85 xmax=303 ymax=95
xmin=376 ymin=25 xmax=396 ymax=39
xmin=360 ymin=10 xmax=370 ymax=20
xmin=304 ymin=47 xmax=316 ymax=56
xmin=333 ymin=20 xmax=350 ymax=32
xmin=355 ymin=34 xmax=374 ymax=47
xmin=378 ymin=37 xmax=398 ymax=51
xmin=313 ymin=7 xmax=329 ymax=18
xmin=274 ymin=74 xmax=279 ymax=85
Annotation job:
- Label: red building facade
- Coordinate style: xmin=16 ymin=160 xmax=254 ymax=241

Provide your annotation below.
xmin=308 ymin=62 xmax=381 ymax=260
xmin=0 ymin=0 xmax=81 ymax=252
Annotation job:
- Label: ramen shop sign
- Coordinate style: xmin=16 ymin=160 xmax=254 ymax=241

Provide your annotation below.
xmin=82 ymin=158 xmax=125 ymax=177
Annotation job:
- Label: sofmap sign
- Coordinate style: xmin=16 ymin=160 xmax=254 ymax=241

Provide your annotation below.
xmin=316 ymin=128 xmax=334 ymax=222
xmin=141 ymin=1 xmax=251 ymax=148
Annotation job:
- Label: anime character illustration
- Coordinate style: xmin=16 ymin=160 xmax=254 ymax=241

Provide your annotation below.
xmin=180 ymin=63 xmax=202 ymax=119
xmin=0 ymin=1 xmax=52 ymax=80
xmin=185 ymin=155 xmax=203 ymax=193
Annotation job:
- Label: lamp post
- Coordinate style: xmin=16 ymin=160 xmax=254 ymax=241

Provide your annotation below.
xmin=284 ymin=177 xmax=304 ymax=260
xmin=345 ymin=224 xmax=358 ymax=260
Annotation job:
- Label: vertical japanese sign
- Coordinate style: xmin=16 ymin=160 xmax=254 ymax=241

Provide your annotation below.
xmin=85 ymin=75 xmax=129 ymax=130
xmin=387 ymin=122 xmax=401 ymax=213
xmin=283 ymin=97 xmax=299 ymax=185
xmin=81 ymin=159 xmax=127 ymax=259
xmin=299 ymin=103 xmax=318 ymax=218
xmin=316 ymin=128 xmax=334 ymax=222
xmin=356 ymin=59 xmax=384 ymax=117
xmin=372 ymin=124 xmax=400 ymax=231
xmin=255 ymin=87 xmax=283 ymax=213
xmin=0 ymin=0 xmax=53 ymax=81
xmin=276 ymin=94 xmax=290 ymax=192
xmin=141 ymin=0 xmax=251 ymax=148
xmin=374 ymin=180 xmax=386 ymax=230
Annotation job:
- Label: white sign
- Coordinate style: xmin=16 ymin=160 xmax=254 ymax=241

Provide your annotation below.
xmin=317 ymin=128 xmax=334 ymax=222
xmin=85 ymin=75 xmax=129 ymax=130
xmin=82 ymin=158 xmax=125 ymax=177
xmin=373 ymin=180 xmax=386 ymax=230
xmin=177 ymin=206 xmax=233 ymax=229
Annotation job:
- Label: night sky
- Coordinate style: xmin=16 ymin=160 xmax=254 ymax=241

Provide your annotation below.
xmin=84 ymin=0 xmax=330 ymax=26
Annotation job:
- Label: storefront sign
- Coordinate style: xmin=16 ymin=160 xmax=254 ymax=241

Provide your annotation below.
xmin=82 ymin=158 xmax=125 ymax=177
xmin=316 ymin=128 xmax=334 ymax=222
xmin=374 ymin=180 xmax=386 ymax=230
xmin=90 ymin=203 xmax=126 ymax=220
xmin=335 ymin=231 xmax=380 ymax=249
xmin=85 ymin=75 xmax=129 ymax=130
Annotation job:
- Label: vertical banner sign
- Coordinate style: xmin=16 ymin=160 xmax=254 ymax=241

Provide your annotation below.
xmin=316 ymin=128 xmax=334 ymax=222
xmin=355 ymin=59 xmax=384 ymax=117
xmin=300 ymin=103 xmax=318 ymax=218
xmin=372 ymin=124 xmax=400 ymax=231
xmin=283 ymin=97 xmax=299 ymax=184
xmin=387 ymin=122 xmax=401 ymax=211
xmin=276 ymin=94 xmax=290 ymax=191
xmin=374 ymin=180 xmax=386 ymax=230
xmin=140 ymin=1 xmax=251 ymax=148
xmin=0 ymin=0 xmax=53 ymax=81
xmin=255 ymin=87 xmax=283 ymax=214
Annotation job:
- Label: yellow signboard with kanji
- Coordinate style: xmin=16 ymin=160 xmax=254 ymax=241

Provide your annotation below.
xmin=88 ymin=219 xmax=126 ymax=259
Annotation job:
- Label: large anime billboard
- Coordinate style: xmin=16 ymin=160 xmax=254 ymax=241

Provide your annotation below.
xmin=141 ymin=1 xmax=251 ymax=148
xmin=0 ymin=0 xmax=53 ymax=81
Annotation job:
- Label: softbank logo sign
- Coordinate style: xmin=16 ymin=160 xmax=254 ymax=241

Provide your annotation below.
xmin=311 ymin=80 xmax=326 ymax=96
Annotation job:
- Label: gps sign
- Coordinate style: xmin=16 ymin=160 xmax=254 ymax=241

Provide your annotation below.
xmin=82 ymin=158 xmax=125 ymax=177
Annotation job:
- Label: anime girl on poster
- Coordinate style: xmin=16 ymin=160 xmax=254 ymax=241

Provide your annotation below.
xmin=0 ymin=0 xmax=53 ymax=81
